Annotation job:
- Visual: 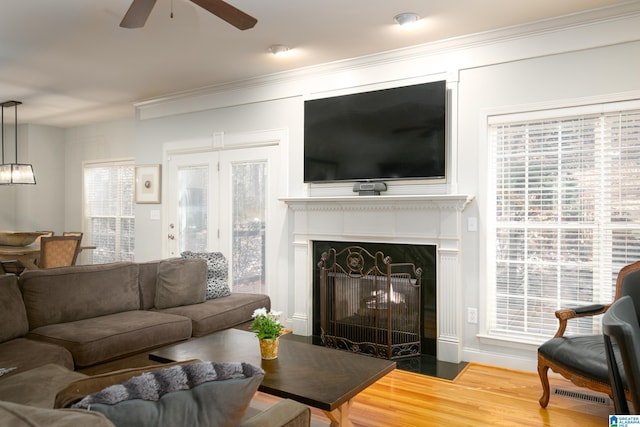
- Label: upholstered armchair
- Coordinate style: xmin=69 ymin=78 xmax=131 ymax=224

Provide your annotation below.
xmin=537 ymin=260 xmax=640 ymax=408
xmin=603 ymin=295 xmax=640 ymax=414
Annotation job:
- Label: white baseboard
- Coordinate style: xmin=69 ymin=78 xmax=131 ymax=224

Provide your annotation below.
xmin=462 ymin=347 xmax=538 ymax=373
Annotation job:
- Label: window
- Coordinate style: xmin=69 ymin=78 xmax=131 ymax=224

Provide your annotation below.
xmin=84 ymin=161 xmax=135 ymax=263
xmin=489 ymin=104 xmax=640 ymax=340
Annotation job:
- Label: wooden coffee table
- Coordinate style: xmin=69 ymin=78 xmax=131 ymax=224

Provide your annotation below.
xmin=149 ymin=328 xmax=395 ymax=427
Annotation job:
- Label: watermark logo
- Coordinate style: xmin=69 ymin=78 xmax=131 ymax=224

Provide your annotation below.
xmin=610 ymin=415 xmax=640 ymax=426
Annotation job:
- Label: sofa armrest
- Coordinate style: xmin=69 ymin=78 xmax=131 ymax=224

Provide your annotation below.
xmin=553 ymin=303 xmax=609 ymax=337
xmin=239 ymin=399 xmax=310 ymax=427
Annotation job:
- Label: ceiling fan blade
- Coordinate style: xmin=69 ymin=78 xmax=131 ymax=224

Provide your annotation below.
xmin=190 ymin=0 xmax=257 ymax=30
xmin=120 ymin=0 xmax=158 ymax=28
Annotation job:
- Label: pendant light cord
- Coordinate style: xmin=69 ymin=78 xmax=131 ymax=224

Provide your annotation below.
xmin=1 ymin=106 xmax=4 ymax=164
xmin=13 ymin=102 xmax=17 ymax=163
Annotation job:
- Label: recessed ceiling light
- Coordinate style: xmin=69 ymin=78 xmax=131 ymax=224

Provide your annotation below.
xmin=394 ymin=12 xmax=421 ymax=29
xmin=269 ymin=44 xmax=290 ymax=56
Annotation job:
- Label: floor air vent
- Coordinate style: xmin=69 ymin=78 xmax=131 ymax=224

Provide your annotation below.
xmin=552 ymin=387 xmax=610 ymax=405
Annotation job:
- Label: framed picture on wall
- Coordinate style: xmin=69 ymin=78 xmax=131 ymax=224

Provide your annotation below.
xmin=135 ymin=165 xmax=161 ymax=204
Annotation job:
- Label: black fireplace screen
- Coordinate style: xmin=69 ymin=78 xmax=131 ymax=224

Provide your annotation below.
xmin=318 ymin=245 xmax=422 ymax=360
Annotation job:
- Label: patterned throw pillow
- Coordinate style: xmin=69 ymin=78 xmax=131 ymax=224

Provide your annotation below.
xmin=180 ymin=251 xmax=231 ymax=299
xmin=72 ymin=362 xmax=264 ymax=408
xmin=71 ymin=362 xmax=264 ymax=427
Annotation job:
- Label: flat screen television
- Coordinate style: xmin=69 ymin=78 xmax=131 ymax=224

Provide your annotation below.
xmin=304 ymin=80 xmax=446 ymax=183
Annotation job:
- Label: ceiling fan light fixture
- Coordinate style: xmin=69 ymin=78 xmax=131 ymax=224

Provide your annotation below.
xmin=394 ymin=12 xmax=421 ymax=29
xmin=120 ymin=0 xmax=257 ymax=30
xmin=269 ymin=44 xmax=290 ymax=57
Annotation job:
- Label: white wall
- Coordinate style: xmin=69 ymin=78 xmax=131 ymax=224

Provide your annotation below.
xmin=63 ymin=119 xmax=136 ymax=233
xmin=0 ymin=124 xmax=66 ymax=232
xmin=1 ymin=120 xmax=135 ymax=242
xmin=457 ymin=40 xmax=640 ymax=369
xmin=134 ymin=98 xmax=303 ymax=262
xmin=9 ymin=5 xmax=632 ymax=370
xmin=127 ymin=9 xmax=640 ymax=369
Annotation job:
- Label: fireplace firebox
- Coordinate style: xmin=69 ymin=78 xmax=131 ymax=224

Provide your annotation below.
xmin=313 ymin=242 xmax=437 ymax=359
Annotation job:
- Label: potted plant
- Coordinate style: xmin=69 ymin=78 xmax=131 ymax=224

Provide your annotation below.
xmin=250 ymin=308 xmax=285 ymax=359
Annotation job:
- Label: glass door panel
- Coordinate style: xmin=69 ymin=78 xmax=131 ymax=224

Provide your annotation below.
xmin=166 ymin=153 xmax=216 ymax=257
xmin=231 ymin=161 xmax=267 ymax=294
xmin=178 ymin=166 xmax=209 ymax=253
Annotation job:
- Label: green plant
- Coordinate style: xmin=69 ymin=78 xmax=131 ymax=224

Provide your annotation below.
xmin=250 ymin=307 xmax=284 ymax=340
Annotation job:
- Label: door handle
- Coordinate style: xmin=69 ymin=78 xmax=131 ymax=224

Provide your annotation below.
xmin=168 ymin=234 xmax=175 ymax=240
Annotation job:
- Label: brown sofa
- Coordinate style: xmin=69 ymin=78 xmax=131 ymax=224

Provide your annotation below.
xmin=0 ymin=260 xmax=309 ymax=426
xmin=0 ymin=258 xmax=270 ymax=374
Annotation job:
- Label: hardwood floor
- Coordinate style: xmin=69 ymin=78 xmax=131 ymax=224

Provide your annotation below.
xmin=82 ymin=353 xmax=614 ymax=426
xmin=253 ymin=363 xmax=614 ymax=426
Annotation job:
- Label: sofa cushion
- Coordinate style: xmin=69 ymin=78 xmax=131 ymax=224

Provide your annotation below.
xmin=138 ymin=260 xmax=160 ymax=310
xmin=72 ymin=361 xmax=264 ymax=427
xmin=0 ymin=363 xmax=86 ymax=409
xmin=0 ymin=400 xmax=115 ymax=427
xmin=0 ymin=275 xmax=28 ymax=342
xmin=155 ymin=258 xmax=207 ymax=309
xmin=181 ymin=251 xmax=231 ymax=300
xmin=157 ymin=293 xmax=271 ymax=337
xmin=27 ymin=310 xmax=192 ymax=367
xmin=19 ymin=262 xmax=140 ymax=329
xmin=0 ymin=338 xmax=74 ymax=379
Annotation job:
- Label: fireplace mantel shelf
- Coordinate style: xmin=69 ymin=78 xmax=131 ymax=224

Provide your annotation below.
xmin=281 ymin=194 xmax=474 ymax=211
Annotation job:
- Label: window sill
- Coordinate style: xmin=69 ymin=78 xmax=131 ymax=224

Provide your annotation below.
xmin=476 ymin=332 xmax=546 ymax=351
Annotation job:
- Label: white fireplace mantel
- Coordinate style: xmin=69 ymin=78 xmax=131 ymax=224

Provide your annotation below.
xmin=282 ymin=194 xmax=474 ymax=363
xmin=283 ymin=194 xmax=473 ymax=210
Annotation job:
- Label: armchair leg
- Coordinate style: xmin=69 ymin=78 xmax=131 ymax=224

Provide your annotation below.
xmin=538 ymin=361 xmax=551 ymax=408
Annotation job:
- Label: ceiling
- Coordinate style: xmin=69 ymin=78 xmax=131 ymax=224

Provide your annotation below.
xmin=0 ymin=0 xmax=633 ymax=128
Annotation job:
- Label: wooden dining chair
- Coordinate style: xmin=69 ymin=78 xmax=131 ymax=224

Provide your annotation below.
xmin=62 ymin=231 xmax=83 ymax=242
xmin=35 ymin=231 xmax=54 ymax=240
xmin=37 ymin=235 xmax=82 ymax=269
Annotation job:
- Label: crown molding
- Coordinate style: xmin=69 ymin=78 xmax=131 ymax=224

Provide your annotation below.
xmin=135 ymin=1 xmax=640 ymax=121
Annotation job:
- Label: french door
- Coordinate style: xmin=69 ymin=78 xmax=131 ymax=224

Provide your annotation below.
xmin=165 ymin=144 xmax=280 ymax=294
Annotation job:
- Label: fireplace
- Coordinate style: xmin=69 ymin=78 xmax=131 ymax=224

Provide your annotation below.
xmin=312 ymin=241 xmax=437 ymax=358
xmin=283 ymin=194 xmax=473 ymax=363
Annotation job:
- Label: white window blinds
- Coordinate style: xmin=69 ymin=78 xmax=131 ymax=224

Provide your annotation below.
xmin=489 ymin=106 xmax=640 ymax=339
xmin=83 ymin=161 xmax=135 ymax=264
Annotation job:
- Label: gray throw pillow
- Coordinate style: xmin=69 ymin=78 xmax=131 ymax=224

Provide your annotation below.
xmin=180 ymin=251 xmax=231 ymax=299
xmin=72 ymin=362 xmax=264 ymax=427
xmin=155 ymin=258 xmax=207 ymax=309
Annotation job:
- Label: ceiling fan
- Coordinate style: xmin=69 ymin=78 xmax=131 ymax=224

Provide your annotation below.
xmin=120 ymin=0 xmax=257 ymax=30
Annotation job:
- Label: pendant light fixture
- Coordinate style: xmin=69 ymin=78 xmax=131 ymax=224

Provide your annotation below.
xmin=0 ymin=100 xmax=36 ymax=185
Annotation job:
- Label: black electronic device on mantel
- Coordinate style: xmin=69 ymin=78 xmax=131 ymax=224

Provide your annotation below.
xmin=303 ymin=80 xmax=446 ymax=183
